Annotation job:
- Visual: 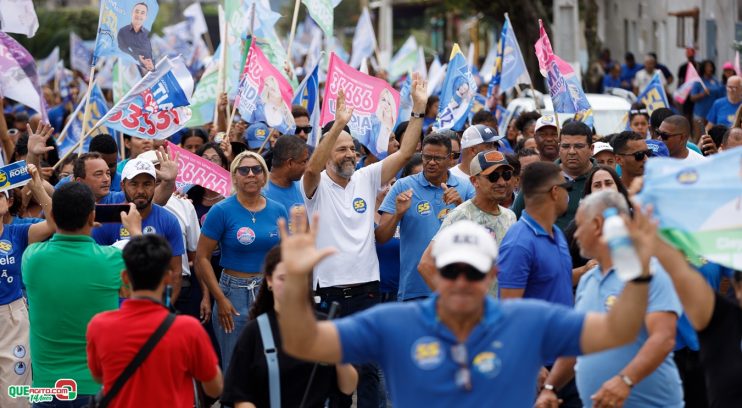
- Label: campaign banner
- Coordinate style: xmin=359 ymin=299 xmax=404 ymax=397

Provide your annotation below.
xmin=95 ymin=56 xmax=193 ymax=139
xmin=292 ymin=60 xmax=321 ymax=146
xmin=389 ymin=36 xmax=418 ymax=83
xmin=434 ymin=44 xmax=476 ymax=131
xmin=302 ymin=0 xmax=334 ymax=38
xmin=37 ymin=47 xmax=59 ymax=85
xmin=321 ymin=52 xmax=400 ymax=159
xmin=167 ymin=141 xmax=231 ymax=197
xmin=59 ymin=85 xmax=116 ymax=155
xmin=637 ymin=72 xmax=670 ymax=114
xmin=0 ymin=33 xmax=46 ymax=121
xmin=70 ymin=32 xmax=94 ymax=76
xmin=674 ymin=62 xmax=703 ymax=104
xmin=184 ymin=51 xmax=219 ymax=126
xmin=495 ymin=14 xmax=530 ymax=96
xmin=349 ymin=7 xmax=376 ymax=68
xmin=92 ymin=0 xmax=159 ymax=71
xmin=0 ymin=161 xmax=31 ymax=192
xmin=0 ymin=0 xmax=38 ymax=37
xmin=638 ymin=148 xmax=742 ymax=270
xmin=236 ymin=41 xmax=295 ymax=134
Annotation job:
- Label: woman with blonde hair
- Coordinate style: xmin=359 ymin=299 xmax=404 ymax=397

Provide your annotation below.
xmin=195 ymin=150 xmax=288 ymax=374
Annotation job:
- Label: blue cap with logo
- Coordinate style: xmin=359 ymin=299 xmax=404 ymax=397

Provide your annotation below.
xmin=244 ymin=122 xmax=270 ymax=149
xmin=646 ymin=139 xmax=669 ymax=158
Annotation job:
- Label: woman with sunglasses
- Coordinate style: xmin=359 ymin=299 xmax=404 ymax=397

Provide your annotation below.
xmin=628 ymin=102 xmax=651 ymax=138
xmin=195 ymin=151 xmax=288 ymax=375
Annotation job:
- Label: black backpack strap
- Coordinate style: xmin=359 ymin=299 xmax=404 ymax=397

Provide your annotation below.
xmin=98 ymin=313 xmax=176 ymax=408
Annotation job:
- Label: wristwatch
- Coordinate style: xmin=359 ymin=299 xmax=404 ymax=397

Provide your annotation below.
xmin=542 ymin=384 xmax=556 ymax=392
xmin=410 ymin=111 xmax=425 ymax=118
xmin=619 ymin=374 xmax=634 ymax=388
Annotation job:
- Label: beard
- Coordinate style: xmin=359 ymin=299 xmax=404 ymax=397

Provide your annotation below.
xmin=124 ymin=191 xmax=153 ymax=211
xmin=332 ymin=158 xmax=356 ymax=179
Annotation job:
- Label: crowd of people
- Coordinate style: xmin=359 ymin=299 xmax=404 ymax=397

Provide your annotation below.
xmin=0 ymin=39 xmax=741 ymax=408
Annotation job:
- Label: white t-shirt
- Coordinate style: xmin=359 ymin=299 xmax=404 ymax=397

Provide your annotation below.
xmin=449 ymin=164 xmax=474 ymax=190
xmin=164 ymin=196 xmax=201 ymax=276
xmin=300 ymin=161 xmax=383 ymax=288
xmin=681 ymin=149 xmax=706 ymax=163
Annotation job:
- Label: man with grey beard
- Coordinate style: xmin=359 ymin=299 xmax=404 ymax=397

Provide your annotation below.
xmin=299 ymin=75 xmax=427 ymax=407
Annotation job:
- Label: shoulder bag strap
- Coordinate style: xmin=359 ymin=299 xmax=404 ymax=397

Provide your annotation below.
xmin=257 ymin=313 xmax=281 ymax=408
xmin=98 ymin=313 xmax=176 ymax=408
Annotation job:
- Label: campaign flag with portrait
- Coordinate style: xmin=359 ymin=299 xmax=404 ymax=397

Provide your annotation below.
xmin=292 ymin=60 xmax=321 ymax=147
xmin=434 ymin=44 xmax=476 ymax=132
xmin=236 ymin=40 xmax=295 ymax=134
xmin=0 ymin=32 xmax=46 ymax=121
xmin=637 ymin=72 xmax=671 ymax=113
xmin=638 ymin=148 xmax=742 ymax=270
xmin=94 ymin=56 xmax=193 ymax=139
xmin=92 ymin=0 xmax=159 ymax=71
xmin=321 ymin=52 xmax=400 ymax=159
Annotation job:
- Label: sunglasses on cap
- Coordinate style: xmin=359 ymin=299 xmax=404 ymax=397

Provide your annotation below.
xmin=295 ymin=126 xmax=313 ymax=135
xmin=629 ymin=109 xmax=648 ymax=115
xmin=440 ymin=264 xmax=486 ymax=282
xmin=236 ymin=165 xmax=264 ymax=176
xmin=483 ymin=169 xmax=513 ymax=183
xmin=618 ymin=150 xmax=653 ymax=161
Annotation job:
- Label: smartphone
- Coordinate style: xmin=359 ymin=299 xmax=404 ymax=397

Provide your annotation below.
xmin=94 ymin=204 xmax=130 ymax=223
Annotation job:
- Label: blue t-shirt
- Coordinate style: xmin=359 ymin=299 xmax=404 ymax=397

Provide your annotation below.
xmin=603 ymin=75 xmax=622 ymax=90
xmin=376 ymin=224 xmax=400 ymax=295
xmin=201 ymin=195 xmax=287 ymax=272
xmin=47 ymin=104 xmax=66 ymax=134
xmin=336 ymin=294 xmax=585 ymax=407
xmin=379 ymin=172 xmax=475 ymax=300
xmin=98 ymin=191 xmax=126 ymax=204
xmin=92 ymin=204 xmax=185 ymax=256
xmin=11 ymin=216 xmax=43 ymax=225
xmin=262 ymin=180 xmax=304 ymax=213
xmin=0 ymin=224 xmax=31 ymax=304
xmin=574 ymin=263 xmax=683 ymax=408
xmin=706 ymin=97 xmax=742 ymax=127
xmin=620 ymin=63 xmax=643 ymax=85
xmin=497 ymin=211 xmax=574 ymax=306
xmin=691 ymin=78 xmax=723 ymax=118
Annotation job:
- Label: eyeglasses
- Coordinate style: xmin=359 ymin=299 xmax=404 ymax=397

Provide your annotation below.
xmin=422 ymin=154 xmax=449 ymax=163
xmin=560 ymin=143 xmax=588 ymax=151
xmin=617 ymin=150 xmax=653 ymax=161
xmin=440 ymin=264 xmax=486 ymax=282
xmin=451 ymin=344 xmax=472 ymax=391
xmin=656 ymin=130 xmax=683 ymax=141
xmin=482 ymin=170 xmax=513 ymax=183
xmin=295 ymin=126 xmax=312 ymax=135
xmin=451 ymin=152 xmax=461 ymax=160
xmin=236 ymin=165 xmax=264 ymax=176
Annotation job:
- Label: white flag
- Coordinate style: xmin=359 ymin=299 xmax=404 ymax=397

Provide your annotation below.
xmin=349 ymin=7 xmax=376 ymax=69
xmin=0 ymin=0 xmax=38 ymax=37
xmin=37 ymin=47 xmax=60 ymax=85
xmin=415 ymin=47 xmax=427 ymax=80
xmin=184 ymin=2 xmax=208 ymax=38
xmin=480 ymin=44 xmax=497 ymax=83
xmin=389 ymin=35 xmax=418 ymax=82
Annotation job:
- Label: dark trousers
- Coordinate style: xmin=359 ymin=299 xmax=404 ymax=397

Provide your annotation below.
xmin=674 ymin=348 xmax=708 ymax=408
xmin=316 ymin=282 xmax=382 ymax=408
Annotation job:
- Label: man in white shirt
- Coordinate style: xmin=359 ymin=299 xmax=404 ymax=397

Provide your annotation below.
xmin=633 ymin=53 xmax=666 ymax=95
xmin=449 ymin=124 xmax=499 ymax=183
xmin=657 ymin=115 xmax=706 ymax=162
xmin=300 ymin=73 xmax=427 ymax=407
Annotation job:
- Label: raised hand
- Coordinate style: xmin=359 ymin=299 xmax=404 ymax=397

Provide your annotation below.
xmin=395 ymin=189 xmax=413 ymax=215
xmin=27 ymin=122 xmax=55 ymax=157
xmin=410 ymin=71 xmax=429 ymax=112
xmin=441 ymin=183 xmax=463 ymax=206
xmin=278 ymin=206 xmax=337 ymax=277
xmin=335 ymin=89 xmax=354 ymax=128
xmin=155 ymin=146 xmax=179 ymax=182
xmin=623 ymin=201 xmax=657 ymax=274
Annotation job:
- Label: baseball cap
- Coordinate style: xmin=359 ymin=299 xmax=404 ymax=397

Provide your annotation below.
xmin=244 ymin=122 xmax=270 ymax=149
xmin=460 ymin=124 xmax=500 ymax=149
xmin=723 ymin=61 xmax=734 ymax=71
xmin=646 ymin=139 xmax=669 ymax=158
xmin=432 ymin=220 xmax=498 ymax=273
xmin=138 ymin=150 xmax=160 ymax=165
xmin=470 ymin=149 xmax=513 ymax=176
xmin=534 ymin=115 xmax=558 ymax=132
xmin=121 ymin=157 xmax=156 ymax=180
xmin=592 ymin=142 xmax=614 ymax=156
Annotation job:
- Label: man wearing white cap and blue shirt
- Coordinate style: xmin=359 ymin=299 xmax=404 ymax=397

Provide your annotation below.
xmin=277 ymin=206 xmax=659 ymax=407
xmin=592 ymin=142 xmax=616 ymax=169
xmin=449 ymin=124 xmax=502 ymax=185
xmin=92 ymin=157 xmax=185 ymax=304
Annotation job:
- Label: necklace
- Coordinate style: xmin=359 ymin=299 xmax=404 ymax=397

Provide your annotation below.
xmin=246 ymin=208 xmax=257 ymax=223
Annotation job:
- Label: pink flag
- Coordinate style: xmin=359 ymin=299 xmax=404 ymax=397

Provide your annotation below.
xmin=321 ymin=52 xmax=400 ymax=158
xmin=674 ymin=62 xmax=703 ymax=104
xmin=735 ymin=50 xmax=741 ymax=76
xmin=167 ymin=141 xmax=232 ymax=197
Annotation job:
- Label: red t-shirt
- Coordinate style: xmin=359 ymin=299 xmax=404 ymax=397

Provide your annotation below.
xmin=86 ymin=299 xmax=218 ymax=407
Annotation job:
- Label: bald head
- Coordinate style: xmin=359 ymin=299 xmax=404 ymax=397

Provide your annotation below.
xmin=722 ymin=127 xmax=742 ymax=150
xmin=662 ymin=115 xmax=691 ymax=137
xmin=727 ymin=76 xmax=742 ymax=104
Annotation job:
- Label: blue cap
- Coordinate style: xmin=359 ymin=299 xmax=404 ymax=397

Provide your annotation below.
xmin=646 ymin=139 xmax=669 ymax=158
xmin=244 ymin=122 xmax=270 ymax=149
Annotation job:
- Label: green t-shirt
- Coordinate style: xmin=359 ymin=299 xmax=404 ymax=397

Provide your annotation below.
xmin=22 ymin=234 xmax=123 ymax=394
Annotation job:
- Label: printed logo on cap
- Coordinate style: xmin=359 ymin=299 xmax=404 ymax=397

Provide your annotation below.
xmin=256 ymin=128 xmax=267 ymax=139
xmin=353 ymin=198 xmax=367 ymax=214
xmin=411 ymin=337 xmax=443 ymax=370
xmin=473 ymin=351 xmax=502 ymax=378
xmin=237 ymin=227 xmax=256 ymax=245
xmin=483 ymin=150 xmax=505 ymax=163
xmin=134 ymin=161 xmax=151 ymax=171
xmin=417 ymin=201 xmax=432 ymax=216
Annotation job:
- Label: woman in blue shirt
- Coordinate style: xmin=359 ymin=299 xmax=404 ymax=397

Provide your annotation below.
xmin=195 ymin=151 xmax=288 ymax=374
xmin=690 ymin=60 xmax=723 ymax=125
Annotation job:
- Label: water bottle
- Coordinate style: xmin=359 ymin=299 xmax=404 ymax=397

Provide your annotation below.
xmin=603 ymin=208 xmax=642 ymax=281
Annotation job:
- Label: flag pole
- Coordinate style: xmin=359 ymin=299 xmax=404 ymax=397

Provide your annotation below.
xmin=77 ymin=65 xmax=97 ymax=154
xmin=286 ymin=0 xmax=301 ymax=64
xmin=226 ymin=3 xmax=256 ymax=138
xmin=212 ymin=5 xmax=228 ymax=132
xmin=528 ymin=81 xmax=541 ymax=115
xmin=53 ymin=124 xmax=100 ymax=170
xmin=55 ymin=97 xmax=87 ymax=144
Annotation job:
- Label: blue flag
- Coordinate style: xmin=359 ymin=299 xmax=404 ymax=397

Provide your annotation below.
xmin=59 ymin=85 xmax=117 ymax=155
xmin=495 ymin=14 xmax=530 ymax=96
xmin=637 ymin=72 xmax=671 ymax=113
xmin=435 ymin=44 xmax=476 ymax=131
xmin=93 ymin=56 xmax=194 ymax=139
xmin=92 ymin=0 xmax=159 ymax=69
xmin=292 ymin=60 xmax=321 ymax=147
xmin=396 ymin=75 xmax=413 ymax=129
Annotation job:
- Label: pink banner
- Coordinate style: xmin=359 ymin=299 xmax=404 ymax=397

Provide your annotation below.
xmin=167 ymin=141 xmax=232 ymax=197
xmin=320 ymin=52 xmax=400 ymax=158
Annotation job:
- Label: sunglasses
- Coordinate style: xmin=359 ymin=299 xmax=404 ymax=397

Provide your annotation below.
xmin=440 ymin=264 xmax=486 ymax=282
xmin=656 ymin=130 xmax=683 ymax=141
xmin=483 ymin=170 xmax=513 ymax=183
xmin=618 ymin=150 xmax=653 ymax=161
xmin=295 ymin=126 xmax=313 ymax=134
xmin=451 ymin=343 xmax=472 ymax=391
xmin=236 ymin=165 xmax=264 ymax=176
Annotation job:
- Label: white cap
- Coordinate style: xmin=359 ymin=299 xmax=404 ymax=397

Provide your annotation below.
xmin=138 ymin=150 xmax=160 ymax=165
xmin=121 ymin=157 xmax=156 ymax=180
xmin=460 ymin=124 xmax=500 ymax=149
xmin=534 ymin=115 xmax=558 ymax=132
xmin=592 ymin=142 xmax=614 ymax=156
xmin=432 ymin=220 xmax=498 ymax=274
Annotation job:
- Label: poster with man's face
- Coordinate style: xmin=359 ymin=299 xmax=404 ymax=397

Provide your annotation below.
xmin=93 ymin=0 xmax=159 ymax=71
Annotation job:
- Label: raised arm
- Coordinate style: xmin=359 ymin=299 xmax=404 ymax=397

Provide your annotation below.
xmin=26 ymin=164 xmax=56 ymax=243
xmin=380 ymin=72 xmax=427 ymax=184
xmin=302 ymin=90 xmax=353 ymax=199
xmin=278 ymin=207 xmax=342 ymax=364
xmin=25 ymin=123 xmax=55 ymax=168
xmin=153 ymin=146 xmax=177 ymax=206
